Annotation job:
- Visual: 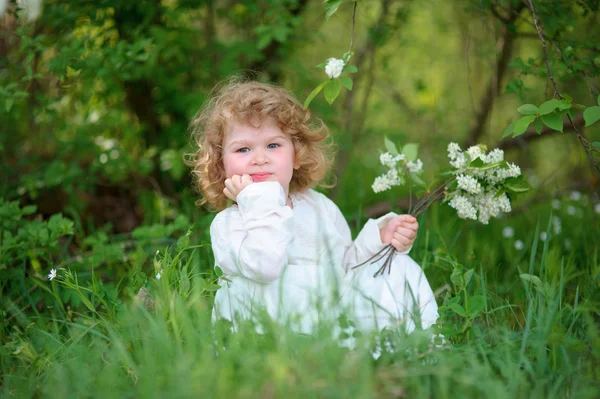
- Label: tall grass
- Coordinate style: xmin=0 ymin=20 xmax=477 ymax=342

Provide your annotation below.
xmin=2 ymin=198 xmax=599 ymax=398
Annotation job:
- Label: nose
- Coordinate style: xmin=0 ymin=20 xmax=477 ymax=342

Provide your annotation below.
xmin=251 ymin=149 xmax=269 ymax=165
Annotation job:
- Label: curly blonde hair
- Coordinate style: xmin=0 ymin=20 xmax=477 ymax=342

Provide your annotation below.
xmin=189 ymin=78 xmax=335 ymax=211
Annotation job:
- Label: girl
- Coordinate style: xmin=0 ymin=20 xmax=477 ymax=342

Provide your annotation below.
xmin=190 ymin=79 xmax=438 ymax=335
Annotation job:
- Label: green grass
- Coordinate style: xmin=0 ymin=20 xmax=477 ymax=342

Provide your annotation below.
xmin=2 ymin=196 xmax=599 ymax=398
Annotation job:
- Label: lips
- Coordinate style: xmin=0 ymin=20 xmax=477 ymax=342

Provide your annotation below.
xmin=250 ymin=173 xmax=272 ymax=182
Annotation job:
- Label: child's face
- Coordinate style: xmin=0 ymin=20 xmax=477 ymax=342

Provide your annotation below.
xmin=222 ymin=118 xmax=299 ymax=197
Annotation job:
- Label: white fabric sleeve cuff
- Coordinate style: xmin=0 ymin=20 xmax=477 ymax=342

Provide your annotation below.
xmin=236 ymin=181 xmax=289 ymax=219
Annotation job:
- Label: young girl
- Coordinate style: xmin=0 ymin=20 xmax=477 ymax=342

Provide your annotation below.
xmin=190 ymin=79 xmax=438 ymax=335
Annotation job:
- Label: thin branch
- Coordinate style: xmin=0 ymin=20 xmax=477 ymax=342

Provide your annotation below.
xmin=526 ymin=0 xmax=600 ymax=174
xmin=348 ymin=1 xmax=357 ymax=54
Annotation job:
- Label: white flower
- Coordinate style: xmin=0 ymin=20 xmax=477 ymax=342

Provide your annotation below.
xmin=466 ymin=145 xmax=483 ymax=161
xmin=99 ymin=154 xmax=108 ymax=164
xmin=540 ymin=231 xmax=548 ymax=241
xmin=372 ymin=175 xmax=391 ymax=193
xmin=447 ymin=142 xmax=462 ymax=160
xmin=325 ymin=58 xmax=345 ymax=79
xmin=48 ymin=268 xmax=57 ymax=281
xmin=569 ymin=191 xmax=582 ymax=201
xmin=385 ymin=168 xmax=402 ymax=186
xmin=449 ymin=195 xmax=477 ymax=220
xmin=379 ymin=152 xmax=404 ymax=168
xmin=502 ymin=226 xmax=514 ymax=238
xmin=457 ymin=174 xmax=482 ymax=195
xmin=482 ymin=148 xmax=504 ymax=164
xmin=406 ymin=159 xmax=423 ymax=173
xmin=156 ymin=270 xmax=163 ymax=280
xmin=450 ymin=153 xmax=468 ymax=169
xmin=567 ymin=205 xmax=576 ymax=216
xmin=552 ymin=199 xmax=561 ymax=209
xmin=595 ymin=203 xmax=600 ymax=214
xmin=514 ymin=240 xmax=524 ymax=250
xmin=552 ymin=216 xmax=561 ymax=235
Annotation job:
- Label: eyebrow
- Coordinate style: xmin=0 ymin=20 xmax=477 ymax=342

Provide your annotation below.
xmin=227 ymin=135 xmax=288 ymax=149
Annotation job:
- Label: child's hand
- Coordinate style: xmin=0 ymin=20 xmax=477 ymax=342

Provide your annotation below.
xmin=224 ymin=174 xmax=254 ymax=202
xmin=379 ymin=215 xmax=419 ymax=253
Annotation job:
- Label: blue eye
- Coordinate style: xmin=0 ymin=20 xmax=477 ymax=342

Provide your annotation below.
xmin=237 ymin=147 xmax=250 ymax=153
xmin=267 ymin=143 xmax=280 ymax=149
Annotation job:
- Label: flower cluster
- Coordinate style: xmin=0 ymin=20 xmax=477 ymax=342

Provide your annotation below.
xmin=325 ymin=58 xmax=345 ymax=79
xmin=371 ymin=152 xmax=423 ymax=193
xmin=446 ymin=143 xmax=522 ymax=224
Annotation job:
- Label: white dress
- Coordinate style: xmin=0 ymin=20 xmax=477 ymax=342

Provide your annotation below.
xmin=210 ymin=181 xmax=438 ymax=334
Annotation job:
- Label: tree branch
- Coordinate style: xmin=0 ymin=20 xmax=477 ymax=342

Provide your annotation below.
xmin=465 ymin=1 xmax=525 ymax=147
xmin=526 ymin=0 xmax=600 ymax=174
xmin=498 ymin=115 xmax=585 ymax=150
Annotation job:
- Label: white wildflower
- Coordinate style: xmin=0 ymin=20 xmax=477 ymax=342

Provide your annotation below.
xmin=385 ymin=168 xmax=402 ymax=186
xmin=99 ymin=154 xmax=108 ymax=164
xmin=502 ymin=226 xmax=514 ymax=238
xmin=457 ymin=174 xmax=482 ymax=195
xmin=450 ymin=152 xmax=468 ymax=169
xmin=482 ymin=148 xmax=504 ymax=164
xmin=379 ymin=152 xmax=404 ymax=168
xmin=406 ymin=159 xmax=423 ymax=173
xmin=514 ymin=240 xmax=524 ymax=250
xmin=48 ymin=268 xmax=57 ymax=281
xmin=156 ymin=270 xmax=163 ymax=280
xmin=540 ymin=231 xmax=548 ymax=241
xmin=466 ymin=145 xmax=483 ymax=161
xmin=372 ymin=175 xmax=391 ymax=193
xmin=552 ymin=216 xmax=561 ymax=235
xmin=569 ymin=191 xmax=582 ymax=201
xmin=325 ymin=58 xmax=345 ymax=79
xmin=567 ymin=205 xmax=576 ymax=216
xmin=447 ymin=142 xmax=462 ymax=160
xmin=552 ymin=199 xmax=561 ymax=210
xmin=449 ymin=195 xmax=477 ymax=220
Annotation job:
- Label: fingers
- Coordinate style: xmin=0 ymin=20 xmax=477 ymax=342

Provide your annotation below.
xmin=394 ymin=227 xmax=416 ymax=241
xmin=224 ymin=174 xmax=254 ymax=202
xmin=393 ymin=230 xmax=413 ymax=247
xmin=391 ymin=237 xmax=410 ymax=252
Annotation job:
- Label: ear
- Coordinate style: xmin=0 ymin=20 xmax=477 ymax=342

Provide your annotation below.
xmin=293 ymin=156 xmax=300 ymax=170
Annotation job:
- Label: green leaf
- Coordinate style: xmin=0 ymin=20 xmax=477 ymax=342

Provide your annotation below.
xmin=520 ymin=273 xmax=544 ymax=293
xmin=401 ymin=143 xmax=419 ymax=161
xmin=450 ymin=268 xmax=463 ymax=288
xmin=323 ymin=79 xmax=342 ymax=105
xmin=303 ymin=82 xmax=326 ymax=110
xmin=583 ymin=106 xmax=600 ymax=127
xmin=384 ymin=136 xmax=399 ymax=156
xmin=501 ymin=123 xmax=514 ymax=139
xmin=468 ymin=158 xmax=503 ymax=171
xmin=597 ymin=94 xmax=600 ymax=106
xmin=344 ymin=65 xmax=358 ymax=73
xmin=449 ymin=303 xmax=468 ymax=317
xmin=557 ymin=99 xmax=572 ymax=111
xmin=505 ymin=181 xmax=531 ymax=193
xmin=342 ymin=51 xmax=354 ymax=63
xmin=538 ymin=99 xmax=561 ymax=115
xmin=463 ymin=269 xmax=474 ymax=286
xmin=541 ymin=112 xmax=563 ymax=132
xmin=533 ymin=117 xmax=544 ymax=133
xmin=517 ymin=104 xmax=539 ymax=115
xmin=468 ymin=295 xmax=486 ymax=316
xmin=513 ymin=115 xmax=537 ymax=137
xmin=339 ymin=76 xmax=353 ymax=91
xmin=325 ymin=0 xmax=342 ymax=20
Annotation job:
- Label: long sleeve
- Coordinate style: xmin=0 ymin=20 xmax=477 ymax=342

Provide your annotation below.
xmin=210 ymin=182 xmax=294 ymax=283
xmin=320 ymin=195 xmax=412 ymax=272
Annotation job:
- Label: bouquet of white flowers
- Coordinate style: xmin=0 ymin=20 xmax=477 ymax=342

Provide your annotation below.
xmin=354 ymin=139 xmax=529 ymax=277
